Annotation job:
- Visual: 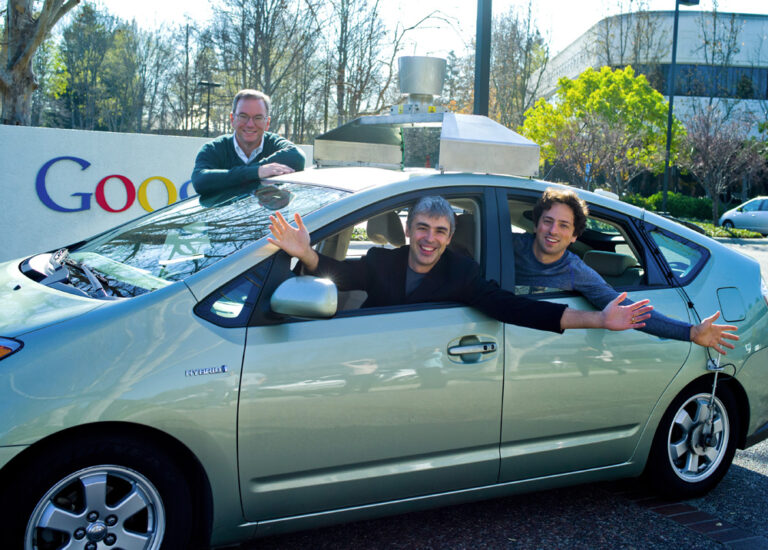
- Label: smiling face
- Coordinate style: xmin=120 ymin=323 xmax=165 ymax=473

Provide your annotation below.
xmin=230 ymin=97 xmax=271 ymax=156
xmin=532 ymin=202 xmax=578 ymax=264
xmin=405 ymin=213 xmax=453 ymax=273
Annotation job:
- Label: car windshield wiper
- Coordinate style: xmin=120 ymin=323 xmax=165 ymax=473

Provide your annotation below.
xmin=64 ymin=256 xmax=109 ymax=297
xmin=47 ymin=248 xmax=115 ymax=298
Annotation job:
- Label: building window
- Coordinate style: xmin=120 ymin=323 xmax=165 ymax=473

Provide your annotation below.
xmin=624 ymin=64 xmax=768 ymax=100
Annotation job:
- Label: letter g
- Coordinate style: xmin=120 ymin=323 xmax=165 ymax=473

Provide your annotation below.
xmin=36 ymin=156 xmax=93 ymax=212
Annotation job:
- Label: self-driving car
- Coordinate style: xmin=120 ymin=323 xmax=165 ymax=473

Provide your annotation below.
xmin=719 ymin=196 xmax=768 ymax=235
xmin=1 ymin=165 xmax=767 ymax=549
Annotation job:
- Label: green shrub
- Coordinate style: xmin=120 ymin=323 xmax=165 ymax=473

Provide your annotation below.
xmin=351 ymin=226 xmax=369 ymax=241
xmin=623 ymin=192 xmax=718 ymax=220
xmin=679 ymin=220 xmax=763 ymax=239
xmin=622 ymin=194 xmax=651 ymax=209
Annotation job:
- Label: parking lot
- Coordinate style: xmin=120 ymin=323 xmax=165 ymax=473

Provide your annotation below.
xmin=240 ymin=238 xmax=768 ymax=550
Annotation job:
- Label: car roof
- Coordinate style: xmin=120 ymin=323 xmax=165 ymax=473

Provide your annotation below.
xmin=268 ymin=166 xmax=418 ymax=193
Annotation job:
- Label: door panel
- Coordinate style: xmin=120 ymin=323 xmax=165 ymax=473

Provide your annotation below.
xmin=499 ymin=290 xmax=691 ymax=481
xmin=239 ymin=307 xmax=504 ymax=520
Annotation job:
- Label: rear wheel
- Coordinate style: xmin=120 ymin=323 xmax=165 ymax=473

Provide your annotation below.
xmin=0 ymin=435 xmax=195 ymax=550
xmin=646 ymin=382 xmax=739 ymax=499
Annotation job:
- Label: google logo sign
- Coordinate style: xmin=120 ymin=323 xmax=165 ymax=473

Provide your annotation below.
xmin=36 ymin=156 xmax=194 ymax=213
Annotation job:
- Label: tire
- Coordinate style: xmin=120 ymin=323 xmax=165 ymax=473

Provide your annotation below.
xmin=722 ymin=220 xmax=734 ymax=229
xmin=0 ymin=435 xmax=195 ymax=550
xmin=645 ymin=381 xmax=739 ymax=499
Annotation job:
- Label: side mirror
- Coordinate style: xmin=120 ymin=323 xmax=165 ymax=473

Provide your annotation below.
xmin=270 ymin=276 xmax=338 ymax=319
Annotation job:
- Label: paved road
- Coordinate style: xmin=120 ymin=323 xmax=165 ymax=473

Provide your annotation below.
xmin=237 ymin=238 xmax=768 ymax=550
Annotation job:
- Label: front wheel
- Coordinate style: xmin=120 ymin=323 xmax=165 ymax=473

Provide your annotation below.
xmin=0 ymin=436 xmax=195 ymax=550
xmin=722 ymin=220 xmax=734 ymax=229
xmin=645 ymin=382 xmax=739 ymax=499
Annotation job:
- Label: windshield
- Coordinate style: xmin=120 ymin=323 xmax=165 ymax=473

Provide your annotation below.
xmin=35 ymin=182 xmax=348 ymax=298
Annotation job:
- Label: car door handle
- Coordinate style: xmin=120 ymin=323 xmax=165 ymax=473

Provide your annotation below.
xmin=448 ymin=342 xmax=497 ymax=356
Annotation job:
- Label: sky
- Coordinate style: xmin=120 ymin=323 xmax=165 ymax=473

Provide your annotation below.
xmin=97 ymin=0 xmax=766 ymax=56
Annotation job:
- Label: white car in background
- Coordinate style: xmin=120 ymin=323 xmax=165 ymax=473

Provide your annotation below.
xmin=719 ymin=197 xmax=768 ymax=235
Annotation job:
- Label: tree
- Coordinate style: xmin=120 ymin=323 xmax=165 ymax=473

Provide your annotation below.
xmin=589 ymin=0 xmax=668 ymax=88
xmin=211 ymin=0 xmax=319 ymax=133
xmin=29 ymin=35 xmax=67 ymax=126
xmin=686 ymin=4 xmax=744 ymax=120
xmin=521 ymin=66 xmax=684 ymax=196
xmin=164 ymin=25 xmax=220 ymax=135
xmin=327 ymin=0 xmax=436 ymax=125
xmin=681 ymin=105 xmax=766 ymax=223
xmin=1 ymin=0 xmax=80 ymax=124
xmin=442 ymin=49 xmax=473 ymax=114
xmin=490 ymin=1 xmax=549 ymax=128
xmin=60 ymin=3 xmax=116 ymax=130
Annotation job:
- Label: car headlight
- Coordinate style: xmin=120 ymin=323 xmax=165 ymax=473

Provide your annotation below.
xmin=0 ymin=337 xmax=22 ymax=361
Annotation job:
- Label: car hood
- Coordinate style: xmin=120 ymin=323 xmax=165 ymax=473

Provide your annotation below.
xmin=0 ymin=258 xmax=104 ymax=337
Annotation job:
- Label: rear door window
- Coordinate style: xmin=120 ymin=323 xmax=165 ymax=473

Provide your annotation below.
xmin=648 ymin=229 xmax=708 ymax=284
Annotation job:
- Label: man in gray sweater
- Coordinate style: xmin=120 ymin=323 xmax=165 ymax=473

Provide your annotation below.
xmin=191 ymin=89 xmax=305 ymax=195
xmin=513 ymin=187 xmax=738 ymax=354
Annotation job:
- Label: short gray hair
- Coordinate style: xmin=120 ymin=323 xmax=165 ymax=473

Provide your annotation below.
xmin=232 ymin=89 xmax=271 ymax=116
xmin=406 ymin=196 xmax=455 ymax=235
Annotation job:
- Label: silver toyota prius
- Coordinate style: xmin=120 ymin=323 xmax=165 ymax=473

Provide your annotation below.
xmin=1 ymin=168 xmax=767 ymax=549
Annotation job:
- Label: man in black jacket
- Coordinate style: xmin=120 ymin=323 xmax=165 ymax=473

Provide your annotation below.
xmin=268 ymin=196 xmax=653 ymax=333
xmin=191 ymin=89 xmax=305 ymax=195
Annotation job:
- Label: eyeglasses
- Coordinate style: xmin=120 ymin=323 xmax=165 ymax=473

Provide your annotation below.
xmin=235 ymin=113 xmax=268 ymax=124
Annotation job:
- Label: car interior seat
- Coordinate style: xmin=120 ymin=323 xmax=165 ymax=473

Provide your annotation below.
xmin=317 ymin=226 xmax=354 ymax=260
xmin=448 ymin=213 xmax=476 ymax=259
xmin=366 ymin=211 xmax=406 ymax=247
xmin=583 ymin=250 xmax=643 ymax=287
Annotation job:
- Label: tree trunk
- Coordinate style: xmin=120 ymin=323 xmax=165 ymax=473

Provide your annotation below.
xmin=1 ymin=0 xmax=81 ymax=126
xmin=1 ymin=68 xmax=36 ymax=125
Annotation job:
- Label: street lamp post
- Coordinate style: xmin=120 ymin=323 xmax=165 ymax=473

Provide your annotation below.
xmin=662 ymin=0 xmax=699 ymax=213
xmin=198 ymin=80 xmax=222 ymax=137
xmin=473 ymin=0 xmax=492 ymax=116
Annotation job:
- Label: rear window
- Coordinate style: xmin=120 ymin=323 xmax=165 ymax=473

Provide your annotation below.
xmin=649 ymin=229 xmax=708 ymax=284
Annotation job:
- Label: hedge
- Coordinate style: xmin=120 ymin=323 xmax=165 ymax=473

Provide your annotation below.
xmin=622 ymin=192 xmax=719 ymax=220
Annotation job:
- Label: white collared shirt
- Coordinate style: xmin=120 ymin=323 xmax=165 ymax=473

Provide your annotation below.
xmin=233 ymin=133 xmax=264 ymax=164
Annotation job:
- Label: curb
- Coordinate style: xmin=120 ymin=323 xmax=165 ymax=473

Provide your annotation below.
xmin=603 ymin=482 xmax=768 ymax=548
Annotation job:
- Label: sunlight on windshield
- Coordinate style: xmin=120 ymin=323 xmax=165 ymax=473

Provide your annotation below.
xmin=73 ymin=183 xmax=347 ymax=296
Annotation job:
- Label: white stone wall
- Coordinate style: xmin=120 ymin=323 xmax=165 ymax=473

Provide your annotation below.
xmin=0 ymin=126 xmax=312 ymax=263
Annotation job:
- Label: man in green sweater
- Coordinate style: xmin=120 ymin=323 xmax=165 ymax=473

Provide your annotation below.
xmin=191 ymin=89 xmax=306 ymax=195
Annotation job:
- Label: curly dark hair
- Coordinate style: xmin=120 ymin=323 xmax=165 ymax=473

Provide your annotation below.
xmin=532 ymin=187 xmax=589 ymax=237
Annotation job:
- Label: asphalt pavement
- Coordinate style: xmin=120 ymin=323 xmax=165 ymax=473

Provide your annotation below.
xmin=238 ymin=237 xmax=768 ymax=550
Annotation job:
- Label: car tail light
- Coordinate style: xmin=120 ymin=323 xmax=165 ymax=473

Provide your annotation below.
xmin=0 ymin=338 xmax=22 ymax=361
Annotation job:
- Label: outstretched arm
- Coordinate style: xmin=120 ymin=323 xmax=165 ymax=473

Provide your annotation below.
xmin=691 ymin=311 xmax=739 ymax=354
xmin=267 ymin=211 xmax=319 ymax=271
xmin=560 ymin=292 xmax=653 ymax=330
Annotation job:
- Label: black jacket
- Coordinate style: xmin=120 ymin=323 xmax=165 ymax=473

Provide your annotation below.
xmin=313 ymin=246 xmax=567 ymax=333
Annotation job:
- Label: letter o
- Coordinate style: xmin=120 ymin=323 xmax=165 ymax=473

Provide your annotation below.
xmin=179 ymin=179 xmax=194 ymax=200
xmin=94 ymin=175 xmax=136 ymax=213
xmin=137 ymin=176 xmax=178 ymax=212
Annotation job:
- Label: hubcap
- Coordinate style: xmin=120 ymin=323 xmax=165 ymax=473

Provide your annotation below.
xmin=87 ymin=521 xmax=108 ymax=541
xmin=25 ymin=464 xmax=165 ymax=550
xmin=667 ymin=393 xmax=729 ymax=482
